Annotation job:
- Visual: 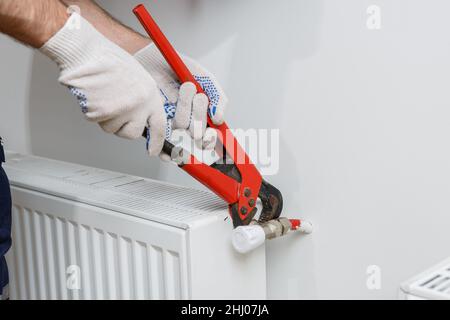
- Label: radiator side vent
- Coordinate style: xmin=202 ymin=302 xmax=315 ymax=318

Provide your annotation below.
xmin=401 ymin=257 xmax=450 ymax=300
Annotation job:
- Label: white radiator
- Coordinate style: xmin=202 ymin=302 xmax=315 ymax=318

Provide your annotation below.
xmin=400 ymin=257 xmax=450 ymax=300
xmin=3 ymin=152 xmax=266 ymax=300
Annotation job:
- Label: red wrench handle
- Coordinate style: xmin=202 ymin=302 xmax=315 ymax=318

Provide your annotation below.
xmin=134 ymin=5 xmax=203 ymax=94
xmin=134 ymin=4 xmax=220 ymax=129
xmin=134 ymin=4 xmax=263 ymax=225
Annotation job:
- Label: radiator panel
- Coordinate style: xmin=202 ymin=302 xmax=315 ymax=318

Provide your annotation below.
xmin=7 ymin=188 xmax=189 ymax=300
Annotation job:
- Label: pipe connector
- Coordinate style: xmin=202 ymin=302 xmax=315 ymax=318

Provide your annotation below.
xmin=231 ymin=218 xmax=313 ymax=254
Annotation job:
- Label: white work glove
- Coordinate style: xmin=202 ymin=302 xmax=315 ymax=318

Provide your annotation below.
xmin=40 ymin=13 xmax=167 ymax=156
xmin=134 ymin=43 xmax=228 ymax=160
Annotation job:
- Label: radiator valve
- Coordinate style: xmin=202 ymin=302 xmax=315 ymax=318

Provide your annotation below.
xmin=231 ymin=218 xmax=313 ymax=254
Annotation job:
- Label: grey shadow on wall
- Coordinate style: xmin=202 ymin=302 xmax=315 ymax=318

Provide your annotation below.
xmin=130 ymin=0 xmax=324 ymax=194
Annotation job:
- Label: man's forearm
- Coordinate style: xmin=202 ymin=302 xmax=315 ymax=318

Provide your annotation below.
xmin=61 ymin=0 xmax=150 ymax=54
xmin=0 ymin=0 xmax=68 ymax=48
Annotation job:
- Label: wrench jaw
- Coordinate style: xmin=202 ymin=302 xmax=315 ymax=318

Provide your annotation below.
xmin=257 ymin=180 xmax=283 ymax=223
xmin=210 ymin=163 xmax=284 ymax=227
xmin=228 ymin=180 xmax=284 ymax=227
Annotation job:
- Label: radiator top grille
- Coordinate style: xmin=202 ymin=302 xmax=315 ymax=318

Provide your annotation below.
xmin=402 ymin=257 xmax=450 ymax=300
xmin=4 ymin=152 xmax=228 ymax=229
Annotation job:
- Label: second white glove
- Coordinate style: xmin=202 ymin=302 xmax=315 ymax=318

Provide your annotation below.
xmin=135 ymin=43 xmax=228 ymax=145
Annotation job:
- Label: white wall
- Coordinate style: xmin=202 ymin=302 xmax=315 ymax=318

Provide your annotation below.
xmin=0 ymin=34 xmax=33 ymax=154
xmin=1 ymin=0 xmax=450 ymax=299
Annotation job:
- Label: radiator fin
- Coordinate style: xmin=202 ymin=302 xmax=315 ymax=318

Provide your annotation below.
xmin=8 ymin=206 xmax=185 ymax=300
xmin=402 ymin=257 xmax=450 ymax=299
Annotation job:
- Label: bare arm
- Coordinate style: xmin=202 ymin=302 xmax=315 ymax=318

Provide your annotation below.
xmin=0 ymin=0 xmax=68 ymax=48
xmin=61 ymin=0 xmax=151 ymax=54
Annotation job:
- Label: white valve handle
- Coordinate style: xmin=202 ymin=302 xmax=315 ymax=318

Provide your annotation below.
xmin=232 ymin=225 xmax=266 ymax=254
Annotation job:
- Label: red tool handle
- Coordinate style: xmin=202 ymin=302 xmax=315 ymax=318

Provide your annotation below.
xmin=134 ymin=4 xmax=220 ymax=129
xmin=134 ymin=5 xmax=202 ymax=93
xmin=133 ymin=4 xmax=263 ymax=224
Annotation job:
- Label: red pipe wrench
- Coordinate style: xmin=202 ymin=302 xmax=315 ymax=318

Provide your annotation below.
xmin=134 ymin=4 xmax=300 ymax=229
